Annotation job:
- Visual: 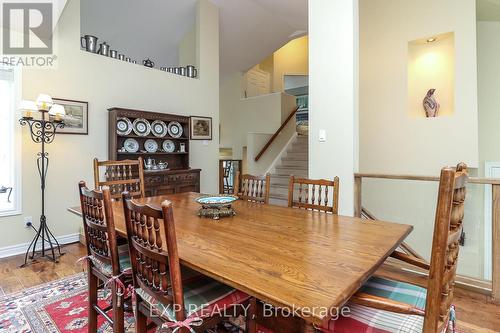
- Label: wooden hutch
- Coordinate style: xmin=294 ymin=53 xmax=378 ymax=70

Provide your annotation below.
xmin=108 ymin=108 xmax=200 ymax=196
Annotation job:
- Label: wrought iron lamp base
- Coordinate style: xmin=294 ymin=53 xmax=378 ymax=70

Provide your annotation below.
xmin=20 ymin=216 xmax=65 ymax=267
xmin=18 ymin=111 xmax=65 ymax=268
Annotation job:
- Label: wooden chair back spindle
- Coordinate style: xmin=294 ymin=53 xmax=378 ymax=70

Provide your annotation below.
xmin=122 ymin=193 xmax=186 ymax=323
xmin=93 ymin=157 xmax=145 ymax=200
xmin=78 ymin=181 xmax=121 ymax=276
xmin=234 ymin=171 xmax=270 ymax=204
xmin=423 ymin=163 xmax=468 ymax=332
xmin=287 ymin=176 xmax=340 ymax=214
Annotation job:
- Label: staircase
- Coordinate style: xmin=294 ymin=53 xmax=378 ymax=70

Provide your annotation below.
xmin=268 ymin=135 xmax=308 ymax=206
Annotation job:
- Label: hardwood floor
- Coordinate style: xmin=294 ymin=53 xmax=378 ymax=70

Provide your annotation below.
xmin=0 ymin=242 xmax=86 ymax=294
xmin=0 ymin=242 xmax=499 ymax=332
xmin=453 ymin=288 xmax=500 ymax=333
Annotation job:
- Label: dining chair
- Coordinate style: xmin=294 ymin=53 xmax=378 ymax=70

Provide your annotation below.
xmin=234 ymin=171 xmax=271 ymax=204
xmin=78 ymin=181 xmax=132 ymax=333
xmin=287 ymin=175 xmax=340 ymax=214
xmin=121 ymin=192 xmax=256 ymax=333
xmin=319 ymin=163 xmax=468 ymax=333
xmin=93 ymin=157 xmax=145 ymax=200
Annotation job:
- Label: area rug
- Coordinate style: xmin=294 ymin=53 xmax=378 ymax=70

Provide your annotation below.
xmin=0 ymin=273 xmax=272 ymax=333
xmin=0 ymin=272 xmax=138 ymax=333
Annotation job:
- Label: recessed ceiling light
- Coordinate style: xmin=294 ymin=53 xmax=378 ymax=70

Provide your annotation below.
xmin=426 ymin=37 xmax=437 ymax=43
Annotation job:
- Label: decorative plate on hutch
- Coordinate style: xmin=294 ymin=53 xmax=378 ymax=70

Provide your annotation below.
xmin=151 ymin=120 xmax=168 ymax=137
xmin=167 ymin=121 xmax=183 ymax=138
xmin=116 ymin=117 xmax=132 ymax=136
xmin=132 ymin=118 xmax=151 ymax=136
xmin=123 ymin=138 xmax=140 ymax=153
xmin=144 ymin=139 xmax=159 ymax=153
xmin=162 ymin=140 xmax=176 ymax=153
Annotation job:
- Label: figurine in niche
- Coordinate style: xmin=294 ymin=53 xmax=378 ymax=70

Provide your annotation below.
xmin=423 ymin=88 xmax=440 ymax=117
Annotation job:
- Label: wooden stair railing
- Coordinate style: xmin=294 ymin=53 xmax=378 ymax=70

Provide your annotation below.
xmin=361 ymin=207 xmax=427 ymax=262
xmin=254 ymin=107 xmax=299 ymax=162
xmin=355 ymin=173 xmax=500 ymax=299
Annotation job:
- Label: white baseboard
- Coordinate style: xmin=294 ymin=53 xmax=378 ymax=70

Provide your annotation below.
xmin=0 ymin=233 xmax=80 ymax=258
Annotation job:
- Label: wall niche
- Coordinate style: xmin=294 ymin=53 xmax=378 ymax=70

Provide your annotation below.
xmin=408 ymin=32 xmax=455 ymax=118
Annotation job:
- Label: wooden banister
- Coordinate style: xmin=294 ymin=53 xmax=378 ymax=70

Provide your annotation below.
xmin=355 ymin=172 xmax=500 ymax=185
xmin=354 ymin=172 xmax=500 ymax=301
xmin=254 ymin=107 xmax=299 ymax=162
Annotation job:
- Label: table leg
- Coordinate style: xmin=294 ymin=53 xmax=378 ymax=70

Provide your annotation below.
xmin=301 ymin=320 xmax=316 ymax=333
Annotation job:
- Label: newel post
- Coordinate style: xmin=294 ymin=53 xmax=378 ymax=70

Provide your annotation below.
xmin=493 ymin=184 xmax=500 ymax=303
xmin=354 ymin=175 xmax=362 ymax=218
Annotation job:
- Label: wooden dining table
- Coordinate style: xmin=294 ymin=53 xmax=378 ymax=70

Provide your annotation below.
xmin=69 ymin=192 xmax=412 ymax=332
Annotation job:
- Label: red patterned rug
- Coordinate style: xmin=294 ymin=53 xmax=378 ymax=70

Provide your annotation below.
xmin=0 ymin=273 xmax=138 ymax=332
xmin=0 ymin=273 xmax=273 ymax=333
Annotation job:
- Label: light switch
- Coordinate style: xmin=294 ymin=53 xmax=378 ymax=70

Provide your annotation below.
xmin=318 ymin=129 xmax=327 ymax=142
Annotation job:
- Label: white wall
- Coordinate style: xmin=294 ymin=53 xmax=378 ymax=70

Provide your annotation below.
xmin=309 ymin=0 xmax=358 ymax=216
xmin=358 ymin=0 xmax=483 ymax=278
xmin=0 ymin=0 xmax=219 ymax=250
xmin=272 ymin=36 xmax=309 ymax=93
xmin=219 ymin=72 xmax=296 ymax=159
xmin=475 ymin=21 xmax=500 ymax=280
xmin=359 ymin=0 xmax=478 ymax=175
xmin=478 ymin=21 xmax=500 ymax=174
xmin=245 ymin=117 xmax=296 ymax=176
xmin=80 ymin=0 xmax=197 ymax=68
xmin=179 ymin=27 xmax=197 ymax=67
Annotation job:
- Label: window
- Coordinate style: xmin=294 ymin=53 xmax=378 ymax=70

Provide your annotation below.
xmin=0 ymin=65 xmax=21 ymax=216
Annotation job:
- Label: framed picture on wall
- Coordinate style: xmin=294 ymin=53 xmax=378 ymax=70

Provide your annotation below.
xmin=190 ymin=116 xmax=212 ymax=140
xmin=53 ymin=98 xmax=88 ymax=135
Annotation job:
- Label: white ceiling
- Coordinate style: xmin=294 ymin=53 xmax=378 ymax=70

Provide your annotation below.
xmin=80 ymin=0 xmax=308 ymax=76
xmin=212 ymin=0 xmax=308 ymax=77
xmin=81 ymin=0 xmax=197 ymax=67
xmin=477 ymin=0 xmax=500 ymax=21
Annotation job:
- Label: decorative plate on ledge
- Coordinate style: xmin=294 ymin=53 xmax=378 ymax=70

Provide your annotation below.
xmin=144 ymin=139 xmax=159 ymax=153
xmin=133 ymin=118 xmax=151 ymax=136
xmin=124 ymin=138 xmax=139 ymax=153
xmin=151 ymin=120 xmax=168 ymax=137
xmin=167 ymin=121 xmax=183 ymax=138
xmin=162 ymin=139 xmax=175 ymax=153
xmin=116 ymin=117 xmax=132 ymax=136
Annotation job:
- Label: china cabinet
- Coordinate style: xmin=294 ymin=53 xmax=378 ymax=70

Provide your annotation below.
xmin=108 ymin=107 xmax=200 ymax=196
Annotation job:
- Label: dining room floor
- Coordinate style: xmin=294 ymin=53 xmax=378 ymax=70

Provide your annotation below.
xmin=0 ymin=242 xmax=499 ymax=333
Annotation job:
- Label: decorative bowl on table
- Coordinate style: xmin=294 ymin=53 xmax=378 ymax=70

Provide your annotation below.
xmin=195 ymin=195 xmax=238 ymax=220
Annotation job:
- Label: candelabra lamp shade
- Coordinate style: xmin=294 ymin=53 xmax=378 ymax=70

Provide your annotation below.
xmin=35 ymin=93 xmax=53 ymax=111
xmin=49 ymin=104 xmax=66 ymax=122
xmin=19 ymin=100 xmax=38 ymax=119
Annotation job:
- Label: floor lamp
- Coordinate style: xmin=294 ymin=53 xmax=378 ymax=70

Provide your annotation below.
xmin=19 ymin=94 xmax=66 ymax=267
